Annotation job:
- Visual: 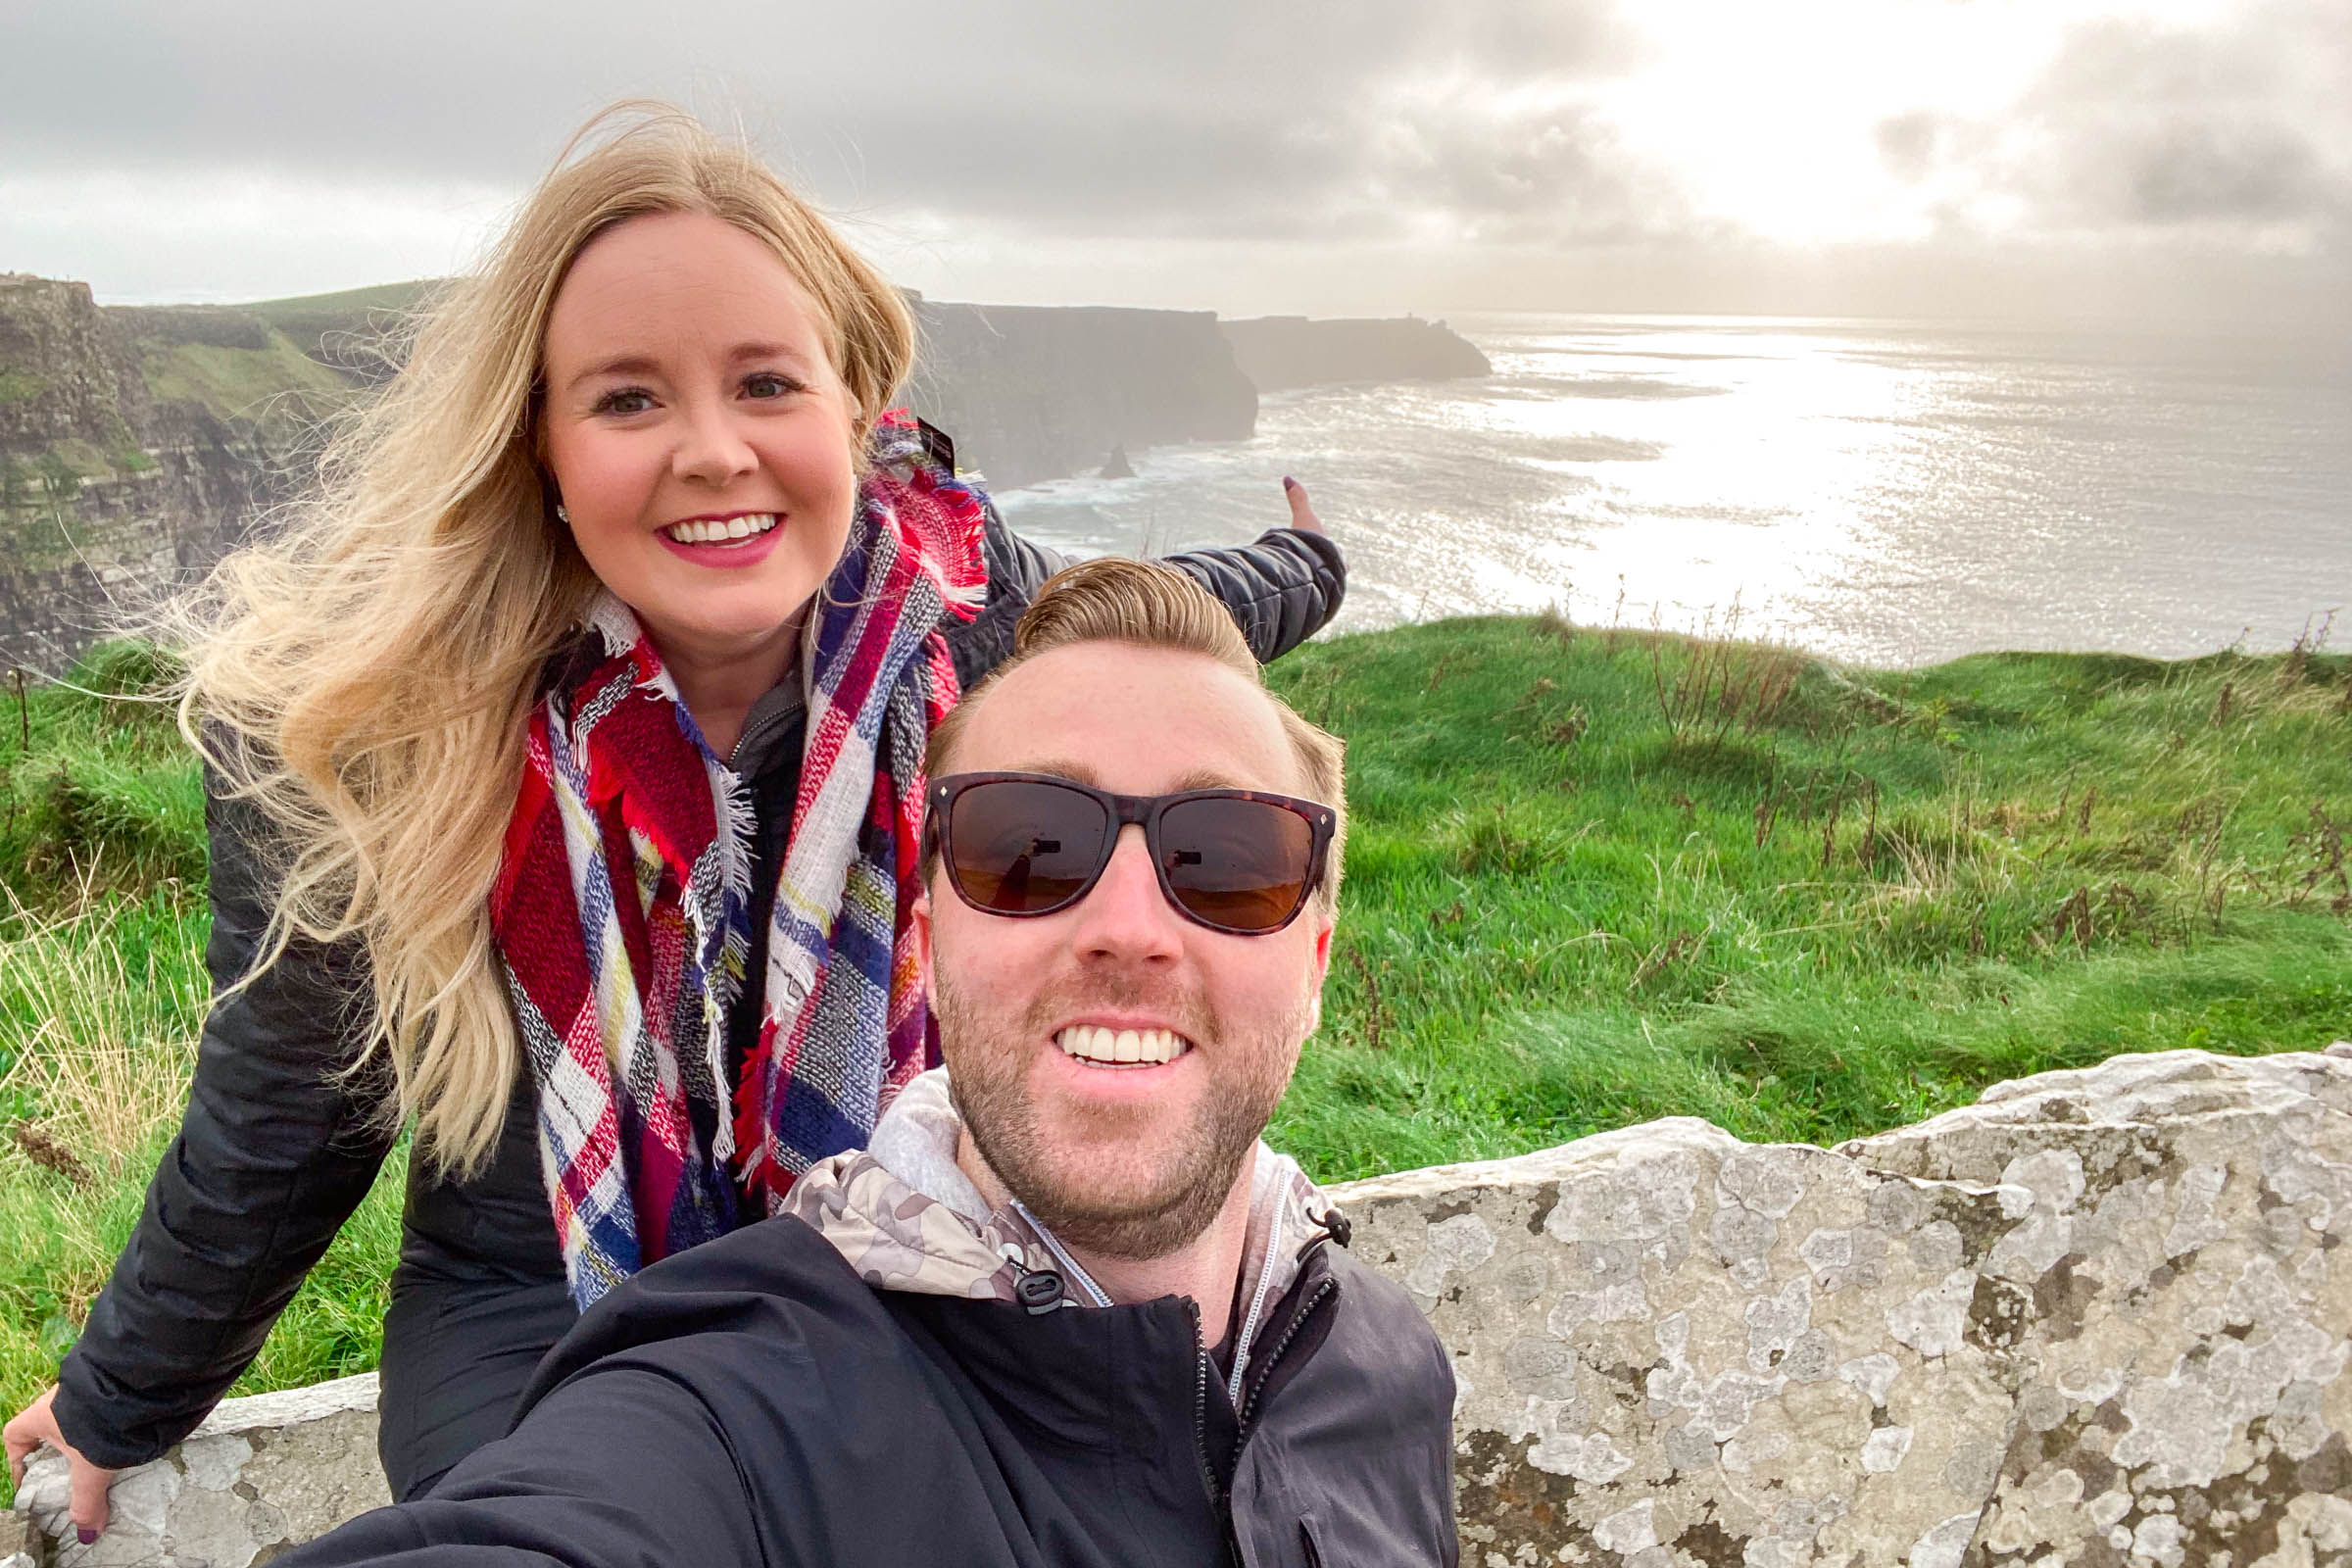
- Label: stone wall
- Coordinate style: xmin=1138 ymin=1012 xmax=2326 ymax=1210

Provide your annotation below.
xmin=1349 ymin=1045 xmax=2352 ymax=1567
xmin=16 ymin=1045 xmax=2352 ymax=1566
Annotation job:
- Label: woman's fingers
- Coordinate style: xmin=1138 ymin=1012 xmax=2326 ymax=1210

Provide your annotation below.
xmin=70 ymin=1450 xmax=119 ymax=1540
xmin=4 ymin=1388 xmax=117 ymax=1540
xmin=1281 ymin=476 xmax=1325 ymax=535
xmin=3 ymin=1387 xmax=55 ymax=1487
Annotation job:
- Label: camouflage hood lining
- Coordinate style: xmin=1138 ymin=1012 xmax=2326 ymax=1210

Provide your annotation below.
xmin=779 ymin=1068 xmax=1340 ymax=1325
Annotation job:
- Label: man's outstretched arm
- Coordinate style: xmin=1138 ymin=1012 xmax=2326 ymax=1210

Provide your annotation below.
xmin=275 ymin=1363 xmax=763 ymax=1568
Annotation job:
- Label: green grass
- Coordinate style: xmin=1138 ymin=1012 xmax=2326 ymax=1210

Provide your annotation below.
xmin=1259 ymin=614 xmax=2352 ymax=1174
xmin=136 ymin=331 xmax=357 ymax=428
xmin=238 ymin=279 xmax=435 ymax=346
xmin=0 ymin=618 xmax=2347 ymax=1471
xmin=0 ymin=367 xmax=47 ymax=407
xmin=1 ymin=645 xmax=403 ymax=1490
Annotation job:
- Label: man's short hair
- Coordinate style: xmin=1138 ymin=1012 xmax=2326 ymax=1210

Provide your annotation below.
xmin=925 ymin=557 xmax=1348 ymax=914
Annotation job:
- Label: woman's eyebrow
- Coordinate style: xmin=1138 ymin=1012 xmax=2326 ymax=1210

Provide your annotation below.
xmin=729 ymin=340 xmax=814 ymax=368
xmin=564 ymin=354 xmax=662 ymax=391
xmin=563 ymin=342 xmax=809 ymax=392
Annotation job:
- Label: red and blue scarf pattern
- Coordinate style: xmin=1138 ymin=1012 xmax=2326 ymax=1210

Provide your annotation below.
xmin=491 ymin=413 xmax=986 ymax=1308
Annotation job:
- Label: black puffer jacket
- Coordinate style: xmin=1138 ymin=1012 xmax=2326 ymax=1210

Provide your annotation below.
xmin=52 ymin=511 xmax=1344 ymax=1472
xmin=274 ymin=1215 xmax=1458 ymax=1568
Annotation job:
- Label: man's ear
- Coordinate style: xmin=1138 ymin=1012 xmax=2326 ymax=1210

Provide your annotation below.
xmin=1306 ymin=915 xmax=1335 ymax=1035
xmin=911 ymin=884 xmax=935 ymax=991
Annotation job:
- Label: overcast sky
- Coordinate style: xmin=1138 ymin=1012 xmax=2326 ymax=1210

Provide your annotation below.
xmin=4 ymin=0 xmax=2346 ymax=328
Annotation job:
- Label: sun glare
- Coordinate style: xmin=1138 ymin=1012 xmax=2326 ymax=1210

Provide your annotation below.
xmin=1592 ymin=0 xmax=2247 ymax=247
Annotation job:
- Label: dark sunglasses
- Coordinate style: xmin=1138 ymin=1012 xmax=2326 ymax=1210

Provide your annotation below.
xmin=926 ymin=772 xmax=1336 ymax=935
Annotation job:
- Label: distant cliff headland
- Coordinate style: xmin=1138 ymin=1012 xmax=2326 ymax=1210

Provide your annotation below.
xmin=0 ymin=271 xmax=1489 ymax=670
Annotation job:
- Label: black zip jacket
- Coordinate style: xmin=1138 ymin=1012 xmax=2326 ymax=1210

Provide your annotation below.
xmin=273 ymin=1213 xmax=1459 ymax=1568
xmin=53 ymin=510 xmax=1345 ymax=1471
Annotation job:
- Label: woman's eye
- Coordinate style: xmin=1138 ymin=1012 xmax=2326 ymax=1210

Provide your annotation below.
xmin=744 ymin=372 xmax=802 ymax=400
xmin=594 ymin=387 xmax=656 ymax=416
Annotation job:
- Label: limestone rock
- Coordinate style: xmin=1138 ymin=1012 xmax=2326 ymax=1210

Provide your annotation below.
xmin=1220 ymin=314 xmax=1493 ymax=390
xmin=14 ymin=1375 xmax=385 ymax=1568
xmin=1329 ymin=1048 xmax=2352 ymax=1567
xmin=1840 ymin=1050 xmax=2352 ymax=1568
xmin=2 ymin=1510 xmax=35 ymax=1568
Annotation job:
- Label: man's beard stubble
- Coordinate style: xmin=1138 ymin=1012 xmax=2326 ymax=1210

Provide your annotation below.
xmin=937 ymin=968 xmax=1307 ymax=1262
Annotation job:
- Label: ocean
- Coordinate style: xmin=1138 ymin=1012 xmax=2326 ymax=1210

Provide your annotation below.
xmin=993 ymin=315 xmax=2352 ymax=667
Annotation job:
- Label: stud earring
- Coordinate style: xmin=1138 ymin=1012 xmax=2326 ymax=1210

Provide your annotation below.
xmin=554 ymin=503 xmax=570 ymax=524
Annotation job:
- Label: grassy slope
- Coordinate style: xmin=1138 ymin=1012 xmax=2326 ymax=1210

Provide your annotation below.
xmin=237 ymin=280 xmax=436 ymax=358
xmin=1 ymin=622 xmax=2347 ymax=1449
xmin=1261 ymin=616 xmax=2351 ymax=1172
xmin=137 ymin=331 xmax=357 ymax=427
xmin=0 ymin=648 xmax=404 ymax=1456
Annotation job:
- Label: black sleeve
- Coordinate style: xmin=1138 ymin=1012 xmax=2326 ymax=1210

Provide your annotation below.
xmin=1159 ymin=527 xmax=1347 ymax=665
xmin=270 ymin=1366 xmax=762 ymax=1568
xmin=51 ymin=772 xmax=398 ymax=1469
xmin=946 ymin=498 xmax=1348 ymax=688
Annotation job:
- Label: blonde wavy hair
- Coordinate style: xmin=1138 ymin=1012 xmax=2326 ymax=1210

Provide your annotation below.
xmin=178 ymin=103 xmax=916 ymax=1177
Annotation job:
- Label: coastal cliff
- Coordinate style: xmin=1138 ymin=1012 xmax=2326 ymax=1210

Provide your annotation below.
xmin=905 ymin=298 xmax=1257 ymax=487
xmin=1 ymin=270 xmax=1490 ymax=669
xmin=1220 ymin=314 xmax=1491 ymax=390
xmin=0 ymin=275 xmax=345 ymax=671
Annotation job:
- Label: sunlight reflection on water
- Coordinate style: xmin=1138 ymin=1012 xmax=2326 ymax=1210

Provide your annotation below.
xmin=994 ymin=315 xmax=2351 ymax=666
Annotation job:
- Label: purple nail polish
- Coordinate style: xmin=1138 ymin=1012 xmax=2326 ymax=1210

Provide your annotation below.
xmin=1282 ymin=475 xmax=1298 ymax=491
xmin=78 ymin=1527 xmax=98 ymax=1544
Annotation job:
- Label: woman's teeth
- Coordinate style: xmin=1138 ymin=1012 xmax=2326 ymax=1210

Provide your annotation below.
xmin=664 ymin=514 xmax=779 ymax=545
xmin=1055 ymin=1025 xmax=1188 ymax=1067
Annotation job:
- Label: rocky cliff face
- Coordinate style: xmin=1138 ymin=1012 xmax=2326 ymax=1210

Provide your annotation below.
xmin=0 ymin=276 xmax=1272 ymax=667
xmin=903 ymin=298 xmax=1257 ymax=487
xmin=1220 ymin=314 xmax=1492 ymax=391
xmin=1 ymin=270 xmax=1491 ymax=672
xmin=0 ymin=276 xmax=341 ymax=672
xmin=16 ymin=1045 xmax=2351 ymax=1568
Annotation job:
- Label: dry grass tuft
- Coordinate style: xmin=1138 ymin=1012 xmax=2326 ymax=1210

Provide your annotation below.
xmin=0 ymin=886 xmax=203 ymax=1179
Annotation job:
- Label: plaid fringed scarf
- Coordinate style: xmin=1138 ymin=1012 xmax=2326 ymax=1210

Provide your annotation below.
xmin=491 ymin=413 xmax=987 ymax=1309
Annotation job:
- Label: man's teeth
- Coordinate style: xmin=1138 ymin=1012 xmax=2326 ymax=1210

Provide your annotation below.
xmin=664 ymin=514 xmax=779 ymax=545
xmin=1054 ymin=1025 xmax=1188 ymax=1066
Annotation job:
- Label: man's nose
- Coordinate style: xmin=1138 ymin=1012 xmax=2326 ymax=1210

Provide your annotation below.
xmin=1070 ymin=824 xmax=1184 ymax=963
xmin=671 ymin=398 xmax=758 ymax=487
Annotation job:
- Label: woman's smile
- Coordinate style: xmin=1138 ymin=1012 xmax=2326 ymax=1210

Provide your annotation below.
xmin=657 ymin=510 xmax=788 ymax=567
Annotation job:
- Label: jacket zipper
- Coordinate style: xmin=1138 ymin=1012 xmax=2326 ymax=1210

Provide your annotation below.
xmin=1235 ymin=1276 xmax=1338 ymax=1439
xmin=1187 ymin=1298 xmax=1222 ymax=1508
xmin=1189 ymin=1299 xmax=1249 ymax=1568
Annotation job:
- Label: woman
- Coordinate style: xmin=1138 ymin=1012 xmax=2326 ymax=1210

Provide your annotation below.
xmin=4 ymin=105 xmax=1342 ymax=1536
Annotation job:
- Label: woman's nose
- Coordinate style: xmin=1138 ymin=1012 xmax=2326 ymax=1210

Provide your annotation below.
xmin=671 ymin=400 xmax=758 ymax=487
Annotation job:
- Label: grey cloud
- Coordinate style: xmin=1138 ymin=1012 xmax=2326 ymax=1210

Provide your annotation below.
xmin=1356 ymin=95 xmax=1692 ymax=244
xmin=2117 ymin=121 xmax=2327 ymax=222
xmin=1873 ymin=112 xmax=1948 ymax=184
xmin=0 ymin=0 xmax=1665 ymax=243
xmin=2022 ymin=8 xmax=2350 ymax=230
xmin=6 ymin=0 xmax=2343 ymax=319
xmin=1875 ymin=0 xmax=2352 ymax=241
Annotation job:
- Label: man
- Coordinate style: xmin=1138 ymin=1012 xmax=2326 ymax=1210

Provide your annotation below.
xmin=279 ymin=557 xmax=1458 ymax=1568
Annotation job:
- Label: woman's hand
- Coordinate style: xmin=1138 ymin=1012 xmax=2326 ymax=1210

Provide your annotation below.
xmin=5 ymin=1387 xmax=119 ymax=1543
xmin=1281 ymin=476 xmax=1325 ymax=535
